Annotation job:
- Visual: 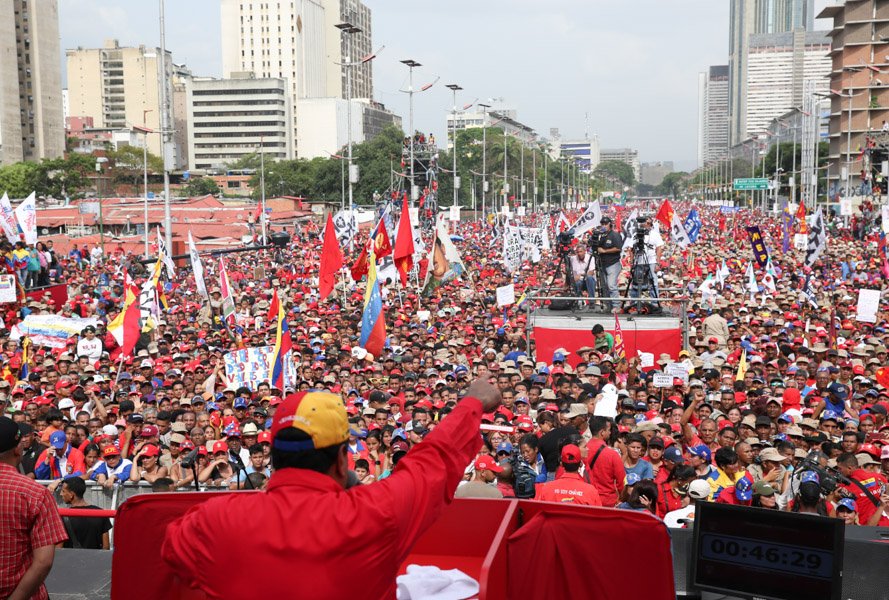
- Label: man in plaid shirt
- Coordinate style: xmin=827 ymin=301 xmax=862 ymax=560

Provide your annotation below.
xmin=0 ymin=417 xmax=67 ymax=600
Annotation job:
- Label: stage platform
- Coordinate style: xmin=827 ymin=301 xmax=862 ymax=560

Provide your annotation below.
xmin=530 ymin=308 xmax=685 ymax=365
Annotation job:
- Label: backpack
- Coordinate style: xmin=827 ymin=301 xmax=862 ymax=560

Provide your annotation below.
xmin=513 ymin=456 xmax=537 ymax=499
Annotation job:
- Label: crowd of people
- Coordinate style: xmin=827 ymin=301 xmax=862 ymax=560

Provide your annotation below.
xmin=1 ymin=197 xmax=888 ymax=595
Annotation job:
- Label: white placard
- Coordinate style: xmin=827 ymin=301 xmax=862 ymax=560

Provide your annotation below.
xmin=501 ymin=204 xmax=511 ymax=216
xmin=665 ymin=363 xmax=686 ymax=377
xmin=448 ymin=205 xmax=460 ymax=222
xmin=652 ymin=373 xmax=674 ymax=388
xmin=840 ymin=198 xmax=853 ymax=217
xmin=416 ymin=310 xmax=431 ymax=322
xmin=517 ymin=206 xmax=526 ymax=217
xmin=638 ymin=351 xmax=654 ymax=368
xmin=593 ymin=384 xmax=618 ymax=418
xmin=496 ymin=284 xmax=516 ymax=307
xmin=224 ymin=346 xmax=296 ymax=389
xmin=794 ymin=233 xmax=807 ymax=250
xmin=0 ymin=275 xmax=16 ymax=303
xmin=856 ymin=288 xmax=881 ymax=323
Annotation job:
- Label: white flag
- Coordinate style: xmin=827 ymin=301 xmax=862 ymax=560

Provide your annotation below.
xmin=156 ymin=227 xmax=176 ymax=279
xmin=13 ymin=192 xmax=36 ymax=245
xmin=762 ymin=258 xmax=777 ymax=293
xmin=570 ymin=201 xmax=602 ymax=237
xmin=669 ymin=212 xmax=691 ymax=249
xmin=745 ymin=262 xmax=758 ymax=297
xmin=188 ymin=231 xmax=208 ymax=299
xmin=0 ymin=193 xmax=19 ymax=243
xmin=804 ymin=208 xmax=826 ymax=267
xmin=699 ymin=275 xmax=718 ymax=307
xmin=715 ymin=259 xmax=729 ymax=289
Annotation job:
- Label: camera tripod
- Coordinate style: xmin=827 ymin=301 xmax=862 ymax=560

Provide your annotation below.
xmin=543 ymin=248 xmax=578 ymax=311
xmin=623 ymin=239 xmax=662 ymax=314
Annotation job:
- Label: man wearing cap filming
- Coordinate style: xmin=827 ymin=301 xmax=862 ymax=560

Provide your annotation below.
xmin=163 ymin=379 xmax=502 ymax=598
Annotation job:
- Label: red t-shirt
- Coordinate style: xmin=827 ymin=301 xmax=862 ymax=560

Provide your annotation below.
xmin=536 ymin=472 xmax=602 ymax=506
xmin=715 ymin=486 xmax=751 ymax=506
xmin=841 ymin=469 xmax=888 ymax=526
xmin=656 ymin=482 xmax=684 ymax=518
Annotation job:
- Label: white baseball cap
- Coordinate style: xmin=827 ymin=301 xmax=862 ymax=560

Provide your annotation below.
xmin=687 ymin=480 xmax=711 ymax=500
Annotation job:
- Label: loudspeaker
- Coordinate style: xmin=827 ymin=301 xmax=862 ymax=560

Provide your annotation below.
xmin=549 ymin=299 xmax=576 ymax=311
xmin=269 ymin=231 xmax=291 ymax=248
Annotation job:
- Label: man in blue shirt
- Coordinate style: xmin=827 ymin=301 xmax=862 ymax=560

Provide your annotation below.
xmin=91 ymin=445 xmax=133 ymax=488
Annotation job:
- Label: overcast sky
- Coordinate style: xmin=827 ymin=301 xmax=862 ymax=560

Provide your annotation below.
xmin=59 ymin=0 xmax=836 ymax=171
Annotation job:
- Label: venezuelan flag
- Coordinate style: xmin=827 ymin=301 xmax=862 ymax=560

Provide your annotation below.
xmin=270 ymin=302 xmax=292 ymax=390
xmin=19 ymin=337 xmax=29 ymax=381
xmin=359 ymin=249 xmax=386 ymax=357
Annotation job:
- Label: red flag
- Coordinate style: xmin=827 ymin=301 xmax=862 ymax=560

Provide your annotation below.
xmin=655 ymin=199 xmax=675 ymax=230
xmin=796 ymin=202 xmax=808 ymax=235
xmin=319 ymin=212 xmax=344 ymax=300
xmin=718 ymin=214 xmax=726 ymax=232
xmin=267 ymin=289 xmax=280 ymax=322
xmin=393 ymin=196 xmax=415 ymax=286
xmin=373 ymin=220 xmax=392 ymax=259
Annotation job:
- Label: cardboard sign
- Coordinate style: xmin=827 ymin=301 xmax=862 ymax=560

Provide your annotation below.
xmin=652 ymin=373 xmax=674 ymax=388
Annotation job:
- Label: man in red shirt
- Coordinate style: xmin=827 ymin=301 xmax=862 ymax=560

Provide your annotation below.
xmin=536 ymin=444 xmax=602 ymax=506
xmin=836 ymin=453 xmax=889 ymax=526
xmin=0 ymin=417 xmax=68 ymax=600
xmin=163 ymin=380 xmax=501 ymax=599
xmin=585 ymin=416 xmax=625 ymax=507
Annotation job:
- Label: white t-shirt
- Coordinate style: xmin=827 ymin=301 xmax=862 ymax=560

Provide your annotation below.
xmin=77 ymin=337 xmax=103 ymax=360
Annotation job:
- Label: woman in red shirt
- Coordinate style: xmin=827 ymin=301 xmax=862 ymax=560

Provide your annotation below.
xmin=656 ymin=464 xmax=696 ymax=519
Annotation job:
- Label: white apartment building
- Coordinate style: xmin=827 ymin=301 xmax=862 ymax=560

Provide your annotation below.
xmin=296 ymin=97 xmax=399 ymax=159
xmin=698 ymin=65 xmax=729 ymax=166
xmin=186 ymin=74 xmax=293 ymax=171
xmin=745 ymin=30 xmax=830 ymax=137
xmin=221 ymin=0 xmax=373 ymax=154
xmin=599 ymin=148 xmax=641 ymax=182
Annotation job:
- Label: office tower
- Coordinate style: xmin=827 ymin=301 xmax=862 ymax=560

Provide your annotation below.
xmin=699 ymin=65 xmax=729 ymax=166
xmin=0 ymin=0 xmax=63 ymax=165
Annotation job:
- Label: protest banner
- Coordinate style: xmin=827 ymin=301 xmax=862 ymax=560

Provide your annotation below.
xmin=18 ymin=314 xmax=101 ymax=348
xmin=224 ymin=346 xmax=297 ymax=390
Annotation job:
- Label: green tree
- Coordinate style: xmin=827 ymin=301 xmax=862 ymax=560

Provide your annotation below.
xmin=594 ymin=160 xmax=635 ymax=187
xmin=0 ymin=162 xmax=41 ymax=198
xmin=183 ymin=177 xmax=220 ymax=197
xmin=657 ymin=171 xmax=689 ymax=197
xmin=107 ymin=146 xmax=164 ymax=187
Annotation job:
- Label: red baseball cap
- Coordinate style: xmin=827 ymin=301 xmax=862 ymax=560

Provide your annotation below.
xmin=560 ymin=444 xmax=582 ymax=465
xmin=102 ymin=445 xmax=120 ymax=457
xmin=257 ymin=431 xmax=272 ymax=444
xmin=474 ymin=455 xmax=503 ymax=473
xmin=212 ymin=440 xmax=228 ymax=454
xmin=141 ymin=444 xmax=160 ymax=458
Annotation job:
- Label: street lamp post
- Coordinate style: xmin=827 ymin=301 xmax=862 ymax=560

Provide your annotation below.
xmin=478 ymin=102 xmax=490 ymax=218
xmin=445 ymin=84 xmax=463 ymax=208
xmin=134 ymin=120 xmax=153 ymax=258
xmin=400 ymin=59 xmax=422 ymax=202
xmin=336 ymin=22 xmax=362 ymax=212
xmin=158 ymin=0 xmax=173 ymax=254
xmin=95 ymin=157 xmax=109 ymax=256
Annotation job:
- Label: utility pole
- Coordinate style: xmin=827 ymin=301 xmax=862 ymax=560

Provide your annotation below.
xmin=159 ymin=0 xmax=173 ymax=254
xmin=446 ymin=84 xmax=463 ymax=208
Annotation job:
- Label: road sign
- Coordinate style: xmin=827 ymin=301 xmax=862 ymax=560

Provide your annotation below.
xmin=733 ymin=178 xmax=769 ymax=191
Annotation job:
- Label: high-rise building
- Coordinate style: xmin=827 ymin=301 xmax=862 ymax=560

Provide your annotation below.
xmin=220 ymin=0 xmax=374 ymax=153
xmin=698 ymin=65 xmax=729 ymax=166
xmin=0 ymin=0 xmax=63 ymax=165
xmin=818 ymin=1 xmax=889 ymax=189
xmin=66 ymin=39 xmax=184 ymax=164
xmin=559 ymin=139 xmax=600 ymax=174
xmin=446 ymin=101 xmax=537 ymax=147
xmin=296 ymin=97 xmax=400 ymax=159
xmin=728 ymin=0 xmax=815 ymax=145
xmin=186 ymin=73 xmax=293 ymax=171
xmin=599 ymin=148 xmax=641 ymax=183
xmin=641 ymin=162 xmax=674 ymax=187
xmin=745 ymin=30 xmax=830 ymax=137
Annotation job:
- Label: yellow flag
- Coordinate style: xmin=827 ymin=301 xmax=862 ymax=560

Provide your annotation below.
xmin=736 ymin=349 xmax=748 ymax=382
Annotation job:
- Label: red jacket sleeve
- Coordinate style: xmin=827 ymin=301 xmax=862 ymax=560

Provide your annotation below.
xmin=354 ymin=396 xmax=483 ymax=563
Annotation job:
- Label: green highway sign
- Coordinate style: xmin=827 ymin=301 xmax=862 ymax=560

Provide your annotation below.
xmin=733 ymin=178 xmax=769 ymax=191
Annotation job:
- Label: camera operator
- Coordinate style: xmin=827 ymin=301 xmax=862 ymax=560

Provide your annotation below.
xmin=627 ymin=215 xmax=664 ymax=300
xmin=569 ymin=245 xmax=596 ymax=305
xmin=594 ymin=217 xmax=624 ymax=311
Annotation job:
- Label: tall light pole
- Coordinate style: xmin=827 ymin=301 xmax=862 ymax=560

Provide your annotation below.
xmin=259 ymin=138 xmax=267 ymax=244
xmin=445 ymin=84 xmax=463 ymax=208
xmin=335 ymin=21 xmax=362 ymax=211
xmin=400 ymin=59 xmax=422 ymax=202
xmin=134 ymin=121 xmax=152 ymax=258
xmin=158 ymin=0 xmax=173 ymax=254
xmin=478 ymin=102 xmax=490 ymax=217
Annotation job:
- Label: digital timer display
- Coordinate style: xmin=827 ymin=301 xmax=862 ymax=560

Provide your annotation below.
xmin=692 ymin=503 xmax=844 ymax=600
